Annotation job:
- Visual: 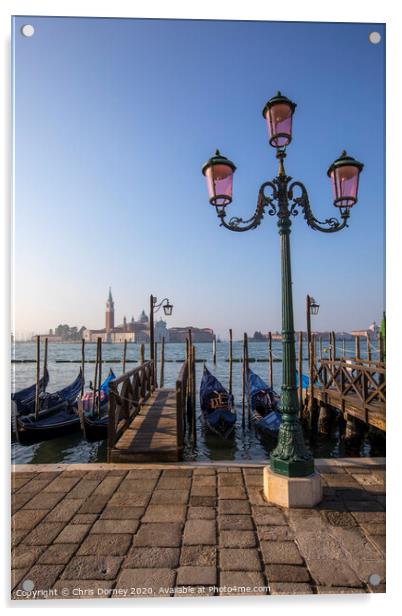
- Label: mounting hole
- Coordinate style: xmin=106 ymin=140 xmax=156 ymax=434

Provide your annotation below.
xmin=368 ymin=573 xmax=381 ymax=586
xmin=368 ymin=32 xmax=381 ymax=44
xmin=22 ymin=579 xmax=35 ymax=591
xmin=21 ymin=24 xmax=35 ymax=37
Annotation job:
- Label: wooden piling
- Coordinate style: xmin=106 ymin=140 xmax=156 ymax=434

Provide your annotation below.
xmin=342 ymin=337 xmax=346 ymax=359
xmin=140 ymin=343 xmax=145 ymax=365
xmin=244 ymin=332 xmax=250 ymax=421
xmin=81 ymin=338 xmax=85 ymax=395
xmin=191 ymin=344 xmax=196 ymax=444
xmin=154 ymin=342 xmax=158 ymax=388
xmin=93 ymin=338 xmax=100 ymax=417
xmin=355 ymin=335 xmax=361 ymax=360
xmin=268 ymin=331 xmax=273 ymax=389
xmin=212 ymin=335 xmax=217 ymax=365
xmin=319 ymin=335 xmax=323 ymax=360
xmin=332 ymin=331 xmax=336 ymax=360
xmin=35 ymin=335 xmax=40 ymax=420
xmin=122 ymin=339 xmax=127 ymax=374
xmin=43 ymin=336 xmax=48 ymax=381
xmin=298 ymin=332 xmax=303 ymax=412
xmin=366 ymin=333 xmax=372 ymax=362
xmin=242 ymin=333 xmax=246 ymax=427
xmin=97 ymin=338 xmax=102 ymax=417
xmin=160 ymin=336 xmax=165 ymax=388
xmin=229 ymin=329 xmax=233 ymax=395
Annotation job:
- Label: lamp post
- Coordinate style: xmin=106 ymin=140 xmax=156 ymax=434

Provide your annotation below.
xmin=149 ymin=295 xmax=173 ymax=385
xmin=306 ymin=295 xmax=320 ymax=360
xmin=201 ymin=92 xmax=363 ymax=502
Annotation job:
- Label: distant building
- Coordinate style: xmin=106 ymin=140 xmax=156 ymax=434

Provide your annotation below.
xmin=351 ymin=321 xmax=380 ymax=339
xmin=168 ymin=327 xmax=214 ymax=343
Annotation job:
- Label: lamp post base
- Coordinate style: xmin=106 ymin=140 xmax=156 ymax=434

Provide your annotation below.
xmin=263 ymin=466 xmax=322 ymax=508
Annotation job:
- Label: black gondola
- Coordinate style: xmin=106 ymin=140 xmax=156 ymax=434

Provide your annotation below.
xmin=248 ymin=368 xmax=281 ymax=434
xmin=15 ymin=370 xmax=84 ymax=445
xmin=79 ymin=370 xmax=115 ymax=442
xmin=11 ymin=369 xmax=50 ymax=416
xmin=199 ymin=366 xmax=236 ymax=438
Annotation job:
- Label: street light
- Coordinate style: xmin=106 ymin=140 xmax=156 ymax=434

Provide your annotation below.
xmin=306 ymin=295 xmax=320 ymax=361
xmin=149 ymin=295 xmax=173 ymax=385
xmin=202 ymin=93 xmax=363 ymax=485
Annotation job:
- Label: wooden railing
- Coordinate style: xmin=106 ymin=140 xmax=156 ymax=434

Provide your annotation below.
xmin=310 ymin=358 xmax=386 ymax=419
xmin=176 ymin=359 xmax=189 ymax=452
xmin=107 ymin=360 xmax=154 ymax=457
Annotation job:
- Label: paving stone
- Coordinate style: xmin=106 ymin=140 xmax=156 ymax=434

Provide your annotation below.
xmin=351 ymin=511 xmax=386 ymax=525
xmin=329 ymin=527 xmax=382 ymax=561
xmin=125 ymin=547 xmax=180 ymax=568
xmin=253 ymin=507 xmax=287 ymax=526
xmin=78 ymin=495 xmax=109 ymax=513
xmin=220 ymin=530 xmax=257 ymax=548
xmin=368 ymin=535 xmax=386 ymax=553
xmin=350 ymin=559 xmax=385 ymax=585
xmin=23 ymin=522 xmax=65 ymax=546
xmin=24 ymin=564 xmax=64 ymax=590
xmin=39 ymin=543 xmax=78 ymax=565
xmin=316 ymin=587 xmax=367 ymax=594
xmin=219 ymin=571 xmax=266 ymax=595
xmin=117 ymin=478 xmax=159 ymax=493
xmin=265 ymin=564 xmax=310 ymax=582
xmin=162 ymin=469 xmax=193 ymax=477
xmin=187 ymin=507 xmax=216 ymax=520
xmin=52 ymin=580 xmax=113 ymax=599
xmin=294 ymin=531 xmax=346 ymax=560
xmin=91 ymin=476 xmax=123 ymax=496
xmin=78 ymin=533 xmax=132 ymax=556
xmin=219 ymin=487 xmax=247 ymax=500
xmin=11 ymin=568 xmax=29 ymax=591
xmin=23 ymin=492 xmax=65 ymax=511
xmin=54 ymin=524 xmax=91 ymax=544
xmin=190 ymin=496 xmax=216 ymax=507
xmin=192 ymin=468 xmax=215 ymax=476
xmin=261 ymin=541 xmax=304 ymax=565
xmin=91 ymin=519 xmax=139 ymax=534
xmin=142 ymin=505 xmax=186 ymax=523
xmin=306 ymin=559 xmax=364 ymax=587
xmin=11 ymin=528 xmax=29 ymax=547
xmin=218 ymin=500 xmax=251 ymax=515
xmin=220 ymin=548 xmax=261 ymax=571
xmin=269 ymin=582 xmax=313 ymax=595
xmin=12 ymin=475 xmax=35 ymax=491
xmin=191 ymin=486 xmax=216 ymax=497
xmin=180 ymin=546 xmax=217 ymax=567
xmin=218 ymin=474 xmax=243 ymax=487
xmin=45 ymin=498 xmax=84 ymax=522
xmin=100 ymin=506 xmax=145 ymax=520
xmin=244 ymin=475 xmax=263 ymax=487
xmin=157 ymin=477 xmax=191 ymax=490
xmin=191 ymin=476 xmax=216 ymax=487
xmin=19 ymin=479 xmax=55 ymax=495
xmin=65 ymin=480 xmax=100 ymax=499
xmin=322 ymin=510 xmax=357 ymax=527
xmin=177 ymin=566 xmax=217 ymax=586
xmin=12 ymin=508 xmax=48 ymax=530
xmin=133 ymin=523 xmax=183 ymax=547
xmin=12 ymin=492 xmax=33 ymax=513
xmin=108 ymin=492 xmax=151 ymax=507
xmin=62 ymin=555 xmax=123 ymax=580
xmin=247 ymin=488 xmax=266 ymax=505
xmin=151 ymin=490 xmax=189 ymax=505
xmin=126 ymin=469 xmax=161 ymax=480
xmin=115 ymin=568 xmax=175 ymax=597
xmin=183 ymin=519 xmax=216 ymax=545
xmin=43 ymin=477 xmax=81 ymax=493
xmin=360 ymin=522 xmax=386 ymax=535
xmin=11 ymin=545 xmax=45 ymax=569
xmin=218 ymin=515 xmax=254 ymax=530
xmin=258 ymin=526 xmax=295 ymax=541
xmin=70 ymin=513 xmax=98 ymax=525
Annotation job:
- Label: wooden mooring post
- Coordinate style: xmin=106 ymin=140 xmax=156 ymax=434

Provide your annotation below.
xmin=245 ymin=332 xmax=250 ymax=422
xmin=242 ymin=333 xmax=246 ymax=427
xmin=308 ymin=334 xmax=319 ymax=433
xmin=154 ymin=342 xmax=158 ymax=387
xmin=122 ymin=339 xmax=127 ymax=374
xmin=228 ymin=329 xmax=233 ymax=395
xmin=355 ymin=335 xmax=361 ymax=360
xmin=81 ymin=338 xmax=85 ymax=395
xmin=97 ymin=338 xmax=102 ymax=417
xmin=43 ymin=336 xmax=48 ymax=383
xmin=191 ymin=343 xmax=196 ymax=444
xmin=35 ymin=335 xmax=40 ymax=420
xmin=160 ymin=336 xmax=165 ymax=388
xmin=140 ymin=343 xmax=145 ymax=365
xmin=268 ymin=331 xmax=273 ymax=389
xmin=298 ymin=332 xmax=303 ymax=412
xmin=92 ymin=338 xmax=100 ymax=417
xmin=212 ymin=335 xmax=217 ymax=365
xmin=366 ymin=333 xmax=372 ymax=361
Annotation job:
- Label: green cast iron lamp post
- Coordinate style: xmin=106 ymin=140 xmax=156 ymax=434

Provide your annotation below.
xmin=201 ymin=92 xmax=363 ymax=478
xmin=149 ymin=295 xmax=173 ymax=386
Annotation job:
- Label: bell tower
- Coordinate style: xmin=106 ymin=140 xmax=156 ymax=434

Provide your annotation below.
xmin=105 ymin=287 xmax=115 ymax=333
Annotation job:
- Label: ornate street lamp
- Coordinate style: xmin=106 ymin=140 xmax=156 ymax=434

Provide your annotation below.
xmin=306 ymin=295 xmax=320 ymax=361
xmin=149 ymin=295 xmax=173 ymax=385
xmin=201 ymin=93 xmax=363 ymax=493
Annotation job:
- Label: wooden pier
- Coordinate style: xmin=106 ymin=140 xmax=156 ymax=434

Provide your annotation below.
xmin=107 ymin=359 xmax=189 ymax=463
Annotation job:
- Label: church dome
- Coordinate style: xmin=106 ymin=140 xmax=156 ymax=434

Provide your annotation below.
xmin=138 ymin=310 xmax=149 ymax=324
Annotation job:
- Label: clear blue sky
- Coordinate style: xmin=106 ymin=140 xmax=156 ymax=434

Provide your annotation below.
xmin=13 ymin=17 xmax=385 ymax=339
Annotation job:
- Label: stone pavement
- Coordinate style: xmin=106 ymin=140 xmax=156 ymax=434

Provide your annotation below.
xmin=11 ymin=458 xmax=385 ymax=600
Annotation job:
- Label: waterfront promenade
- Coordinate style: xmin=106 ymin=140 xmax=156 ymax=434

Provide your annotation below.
xmin=12 ymin=458 xmax=385 ymax=599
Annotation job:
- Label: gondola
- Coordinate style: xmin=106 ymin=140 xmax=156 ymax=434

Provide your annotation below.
xmin=15 ymin=370 xmax=84 ymax=445
xmin=11 ymin=369 xmax=50 ymax=416
xmin=199 ymin=366 xmax=236 ymax=438
xmin=79 ymin=370 xmax=116 ymax=442
xmin=247 ymin=368 xmax=281 ymax=435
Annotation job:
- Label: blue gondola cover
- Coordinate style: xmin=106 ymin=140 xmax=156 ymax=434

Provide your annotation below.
xmin=199 ymin=366 xmax=236 ymax=438
xmin=247 ymin=368 xmax=281 ymax=434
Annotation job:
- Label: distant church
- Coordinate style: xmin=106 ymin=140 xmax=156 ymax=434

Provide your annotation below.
xmin=82 ymin=288 xmax=168 ymax=343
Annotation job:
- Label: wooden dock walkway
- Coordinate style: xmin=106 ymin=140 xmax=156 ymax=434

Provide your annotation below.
xmin=107 ymin=359 xmax=189 ymax=464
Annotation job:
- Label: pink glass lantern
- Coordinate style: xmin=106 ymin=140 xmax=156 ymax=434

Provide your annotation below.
xmin=202 ymin=150 xmax=236 ymax=207
xmin=327 ymin=151 xmax=364 ymax=208
xmin=262 ymin=92 xmax=297 ymax=148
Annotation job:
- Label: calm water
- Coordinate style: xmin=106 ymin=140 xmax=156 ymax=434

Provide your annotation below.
xmin=11 ymin=340 xmax=381 ymax=464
